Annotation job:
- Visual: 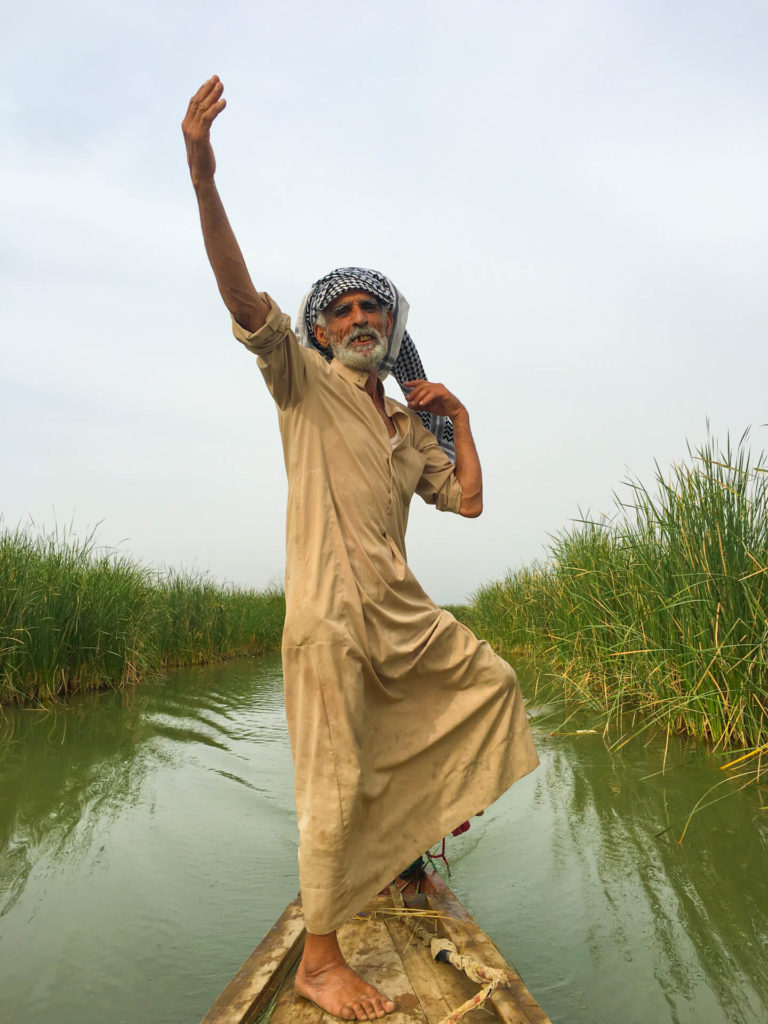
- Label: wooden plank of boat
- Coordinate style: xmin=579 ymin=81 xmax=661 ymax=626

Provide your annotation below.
xmin=199 ymin=867 xmax=551 ymax=1024
xmin=200 ymin=897 xmax=305 ymax=1024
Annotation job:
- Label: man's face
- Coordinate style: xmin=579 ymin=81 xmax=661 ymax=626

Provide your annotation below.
xmin=313 ymin=291 xmax=393 ymax=371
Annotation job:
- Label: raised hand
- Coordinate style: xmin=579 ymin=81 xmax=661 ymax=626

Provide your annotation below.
xmin=181 ymin=76 xmax=269 ymax=332
xmin=402 ymin=379 xmax=466 ymax=420
xmin=182 ymin=76 xmax=227 ymax=187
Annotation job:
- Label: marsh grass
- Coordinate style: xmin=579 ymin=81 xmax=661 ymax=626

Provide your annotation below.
xmin=470 ymin=432 xmax=768 ymax=769
xmin=0 ymin=526 xmax=284 ymax=705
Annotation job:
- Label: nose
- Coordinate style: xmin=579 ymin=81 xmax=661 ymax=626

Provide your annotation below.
xmin=352 ymin=302 xmax=369 ymax=325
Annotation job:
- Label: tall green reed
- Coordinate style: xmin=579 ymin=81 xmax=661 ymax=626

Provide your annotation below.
xmin=0 ymin=527 xmax=284 ymax=705
xmin=470 ymin=432 xmax=768 ymax=758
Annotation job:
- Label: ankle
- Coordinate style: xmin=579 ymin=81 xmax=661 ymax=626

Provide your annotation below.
xmin=298 ymin=950 xmax=346 ymax=978
xmin=300 ymin=930 xmax=345 ymax=976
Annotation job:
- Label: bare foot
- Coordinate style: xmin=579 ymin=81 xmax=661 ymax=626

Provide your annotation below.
xmin=295 ymin=954 xmax=396 ymax=1020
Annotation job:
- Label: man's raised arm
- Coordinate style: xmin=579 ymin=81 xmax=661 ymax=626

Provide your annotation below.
xmin=182 ymin=76 xmax=270 ymax=333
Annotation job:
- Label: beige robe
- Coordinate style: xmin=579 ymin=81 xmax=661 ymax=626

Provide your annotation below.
xmin=233 ymin=297 xmax=539 ymax=934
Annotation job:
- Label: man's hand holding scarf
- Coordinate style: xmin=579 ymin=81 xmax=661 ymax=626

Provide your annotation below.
xmin=404 ymin=379 xmax=483 ymax=519
xmin=403 ymin=379 xmax=465 ymax=420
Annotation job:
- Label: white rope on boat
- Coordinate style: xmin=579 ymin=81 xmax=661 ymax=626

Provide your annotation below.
xmin=388 ymin=886 xmax=512 ymax=1024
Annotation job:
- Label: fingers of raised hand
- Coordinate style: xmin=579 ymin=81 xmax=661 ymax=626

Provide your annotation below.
xmin=183 ymin=75 xmax=226 ymax=134
xmin=191 ymin=75 xmax=222 ymax=102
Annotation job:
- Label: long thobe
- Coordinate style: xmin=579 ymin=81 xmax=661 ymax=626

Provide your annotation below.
xmin=233 ymin=297 xmax=539 ymax=934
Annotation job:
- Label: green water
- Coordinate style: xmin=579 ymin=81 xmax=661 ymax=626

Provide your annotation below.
xmin=0 ymin=654 xmax=766 ymax=1024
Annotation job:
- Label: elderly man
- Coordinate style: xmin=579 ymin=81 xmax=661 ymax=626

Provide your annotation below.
xmin=182 ymin=76 xmax=538 ymax=1022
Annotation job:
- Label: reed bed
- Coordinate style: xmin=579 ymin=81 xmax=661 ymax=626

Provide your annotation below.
xmin=0 ymin=527 xmax=285 ymax=705
xmin=469 ymin=433 xmax=768 ymax=761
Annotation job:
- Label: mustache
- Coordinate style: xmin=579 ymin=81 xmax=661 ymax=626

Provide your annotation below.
xmin=341 ymin=325 xmax=387 ymax=347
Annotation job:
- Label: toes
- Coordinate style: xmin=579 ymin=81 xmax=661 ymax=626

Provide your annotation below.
xmin=371 ymin=995 xmax=395 ymax=1017
xmin=354 ymin=995 xmax=380 ymax=1019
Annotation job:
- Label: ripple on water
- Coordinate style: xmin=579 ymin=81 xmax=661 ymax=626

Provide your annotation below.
xmin=1 ymin=652 xmax=767 ymax=1024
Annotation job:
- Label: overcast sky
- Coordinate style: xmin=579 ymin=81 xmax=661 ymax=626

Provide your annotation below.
xmin=2 ymin=0 xmax=767 ymax=603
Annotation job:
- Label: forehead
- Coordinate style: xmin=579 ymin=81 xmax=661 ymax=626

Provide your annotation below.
xmin=324 ymin=290 xmax=383 ymax=313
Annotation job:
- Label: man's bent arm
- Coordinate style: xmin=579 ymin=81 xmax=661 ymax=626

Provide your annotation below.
xmin=448 ymin=408 xmax=483 ymax=518
xmin=182 ymin=76 xmax=270 ymax=333
xmin=403 ymin=380 xmax=483 ymax=518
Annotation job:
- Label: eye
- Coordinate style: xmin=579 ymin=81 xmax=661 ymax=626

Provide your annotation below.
xmin=361 ymin=301 xmax=380 ymax=312
xmin=332 ymin=304 xmax=351 ymax=318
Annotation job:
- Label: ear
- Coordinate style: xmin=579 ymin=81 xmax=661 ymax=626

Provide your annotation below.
xmin=313 ymin=322 xmax=331 ymax=348
xmin=385 ymin=308 xmax=394 ymax=336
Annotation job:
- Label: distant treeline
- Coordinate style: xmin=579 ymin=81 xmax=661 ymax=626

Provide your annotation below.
xmin=466 ymin=433 xmax=768 ymax=759
xmin=0 ymin=528 xmax=285 ymax=705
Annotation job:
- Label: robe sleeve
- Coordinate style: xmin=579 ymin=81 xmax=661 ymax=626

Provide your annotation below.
xmin=231 ymin=294 xmax=310 ymax=409
xmin=410 ymin=414 xmax=464 ymax=513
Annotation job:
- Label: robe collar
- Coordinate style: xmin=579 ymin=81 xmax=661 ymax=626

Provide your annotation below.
xmin=330 ymin=357 xmax=370 ymax=391
xmin=330 ymin=358 xmax=407 ymax=426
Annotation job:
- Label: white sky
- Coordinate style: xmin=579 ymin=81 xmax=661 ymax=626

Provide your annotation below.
xmin=2 ymin=0 xmax=767 ymax=603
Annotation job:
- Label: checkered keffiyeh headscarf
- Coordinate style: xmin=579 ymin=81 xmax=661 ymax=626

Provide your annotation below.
xmin=296 ymin=267 xmax=455 ymax=461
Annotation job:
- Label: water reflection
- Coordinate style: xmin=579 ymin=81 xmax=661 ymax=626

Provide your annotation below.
xmin=0 ymin=655 xmax=289 ymax=920
xmin=1 ymin=654 xmax=766 ymax=1024
xmin=0 ymin=696 xmax=157 ymax=918
xmin=449 ymin=670 xmax=768 ymax=1024
xmin=544 ymin=732 xmax=767 ymax=1021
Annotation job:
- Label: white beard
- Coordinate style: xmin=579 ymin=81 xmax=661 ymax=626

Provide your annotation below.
xmin=331 ymin=325 xmax=388 ymax=371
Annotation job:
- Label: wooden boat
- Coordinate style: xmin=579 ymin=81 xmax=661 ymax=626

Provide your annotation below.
xmin=200 ymin=863 xmax=551 ymax=1024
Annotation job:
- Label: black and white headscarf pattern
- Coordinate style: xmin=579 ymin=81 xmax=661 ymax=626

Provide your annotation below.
xmin=296 ymin=267 xmax=455 ymax=461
